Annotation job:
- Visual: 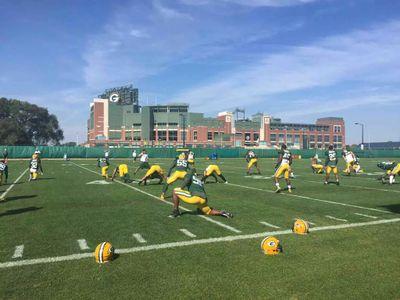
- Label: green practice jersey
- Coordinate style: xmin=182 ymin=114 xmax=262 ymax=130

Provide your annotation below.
xmin=325 ymin=150 xmax=338 ymax=167
xmin=181 ymin=173 xmax=207 ymax=199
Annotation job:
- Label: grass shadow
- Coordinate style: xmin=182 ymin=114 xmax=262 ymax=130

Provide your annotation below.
xmin=378 ymin=204 xmax=400 ymax=214
xmin=0 ymin=206 xmax=43 ymax=217
xmin=1 ymin=194 xmax=37 ymax=203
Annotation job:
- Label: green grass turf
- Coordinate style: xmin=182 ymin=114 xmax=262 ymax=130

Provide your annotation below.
xmin=0 ymin=157 xmax=399 ymax=299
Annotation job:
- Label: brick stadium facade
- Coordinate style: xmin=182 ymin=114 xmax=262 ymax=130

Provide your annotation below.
xmin=87 ymin=86 xmax=345 ymax=149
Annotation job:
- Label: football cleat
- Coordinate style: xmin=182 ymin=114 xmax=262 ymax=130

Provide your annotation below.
xmin=324 ymin=181 xmax=328 ymax=185
xmin=336 ymin=181 xmax=340 ymax=186
xmin=221 ymin=211 xmax=233 ymax=218
xmin=169 ymin=209 xmax=181 ymax=218
xmin=275 ymin=186 xmax=281 ymax=193
xmin=260 ymin=236 xmax=282 ymax=256
xmin=94 ymin=241 xmax=114 ymax=264
xmin=292 ymin=219 xmax=309 ymax=235
xmin=160 ymin=193 xmax=165 ymax=200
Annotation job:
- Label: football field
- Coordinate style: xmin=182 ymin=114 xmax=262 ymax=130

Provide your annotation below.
xmin=0 ymin=157 xmax=399 ymax=299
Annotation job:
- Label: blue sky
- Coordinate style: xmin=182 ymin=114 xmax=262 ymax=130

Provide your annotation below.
xmin=1 ymin=0 xmax=400 ymax=144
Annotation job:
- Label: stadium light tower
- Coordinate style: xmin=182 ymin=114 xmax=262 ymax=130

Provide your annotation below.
xmin=354 ymin=122 xmax=364 ymax=150
xmin=180 ymin=113 xmax=186 ymax=147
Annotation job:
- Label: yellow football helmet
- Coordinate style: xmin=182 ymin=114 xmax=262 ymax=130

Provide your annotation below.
xmin=178 ymin=153 xmax=186 ymax=160
xmin=94 ymin=242 xmax=114 ymax=263
xmin=292 ymin=219 xmax=309 ymax=235
xmin=260 ymin=236 xmax=282 ymax=255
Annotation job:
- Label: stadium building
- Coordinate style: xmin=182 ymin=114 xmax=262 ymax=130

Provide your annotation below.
xmin=87 ymin=85 xmax=345 ymax=149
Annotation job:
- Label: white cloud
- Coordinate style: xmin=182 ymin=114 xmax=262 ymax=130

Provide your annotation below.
xmin=153 ymin=0 xmax=193 ymax=20
xmin=172 ymin=21 xmax=400 ymax=113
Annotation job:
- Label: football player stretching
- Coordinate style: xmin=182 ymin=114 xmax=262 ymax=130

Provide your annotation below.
xmin=324 ymin=145 xmax=339 ymax=185
xmin=138 ymin=164 xmax=166 ymax=185
xmin=273 ymin=144 xmax=293 ymax=193
xmin=202 ymin=164 xmax=228 ymax=183
xmin=170 ymin=169 xmax=233 ymax=218
xmin=245 ymin=150 xmax=261 ymax=175
xmin=160 ymin=152 xmax=190 ymax=200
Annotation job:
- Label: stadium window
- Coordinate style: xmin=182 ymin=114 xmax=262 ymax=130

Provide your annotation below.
xmin=158 ymin=131 xmax=167 ymax=141
xmin=317 ymin=135 xmax=322 ymax=142
xmin=207 ymin=131 xmax=213 ymax=141
xmin=214 ymin=132 xmax=219 ymax=140
xmin=169 ymin=131 xmax=177 ymax=141
xmin=294 ymin=135 xmax=300 ymax=143
xmin=253 ymin=133 xmax=259 ymax=141
xmin=334 ymin=125 xmax=341 ymax=133
xmin=287 ymin=134 xmax=293 ymax=143
xmin=324 ymin=135 xmax=330 ymax=142
xmin=338 ymin=136 xmax=342 ymax=142
xmin=270 ymin=134 xmax=276 ymax=142
xmin=278 ymin=134 xmax=284 ymax=142
xmin=310 ymin=135 xmax=315 ymax=142
xmin=169 ymin=108 xmax=179 ymax=112
xmin=193 ymin=131 xmax=198 ymax=141
xmin=168 ymin=122 xmax=178 ymax=126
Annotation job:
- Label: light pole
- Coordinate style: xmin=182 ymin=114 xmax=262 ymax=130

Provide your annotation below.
xmin=180 ymin=113 xmax=186 ymax=147
xmin=354 ymin=122 xmax=364 ymax=150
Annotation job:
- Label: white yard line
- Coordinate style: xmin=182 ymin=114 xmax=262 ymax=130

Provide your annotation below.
xmin=325 ymin=215 xmax=348 ymax=222
xmin=12 ymin=245 xmax=24 ymax=259
xmin=1 ymin=218 xmax=399 ymax=269
xmin=179 ymin=229 xmax=197 ymax=238
xmin=259 ymin=221 xmax=280 ymax=229
xmin=77 ymin=239 xmax=90 ymax=250
xmin=0 ymin=168 xmax=28 ymax=200
xmin=226 ymin=182 xmax=391 ymax=214
xmin=354 ymin=213 xmax=378 ymax=219
xmin=132 ymin=233 xmax=147 ymax=243
xmin=71 ymin=162 xmax=241 ymax=234
xmin=301 ymin=178 xmax=400 ymax=194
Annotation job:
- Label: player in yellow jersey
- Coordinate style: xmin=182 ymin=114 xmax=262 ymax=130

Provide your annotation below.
xmin=388 ymin=162 xmax=400 ymax=185
xmin=311 ymin=156 xmax=324 ymax=174
xmin=246 ymin=150 xmax=261 ymax=175
xmin=98 ymin=157 xmax=110 ymax=180
xmin=202 ymin=164 xmax=228 ymax=183
xmin=273 ymin=144 xmax=293 ymax=193
xmin=111 ymin=164 xmax=131 ymax=183
xmin=138 ymin=164 xmax=166 ymax=185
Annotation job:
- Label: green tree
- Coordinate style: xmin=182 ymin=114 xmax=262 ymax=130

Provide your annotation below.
xmin=0 ymin=97 xmax=64 ymax=145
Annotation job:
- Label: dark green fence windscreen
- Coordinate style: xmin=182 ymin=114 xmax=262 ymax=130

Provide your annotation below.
xmin=1 ymin=146 xmax=400 ymax=159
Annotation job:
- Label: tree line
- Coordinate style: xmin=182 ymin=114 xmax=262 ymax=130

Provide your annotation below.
xmin=0 ymin=97 xmax=64 ymax=145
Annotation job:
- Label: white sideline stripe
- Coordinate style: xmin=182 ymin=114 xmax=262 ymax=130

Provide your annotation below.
xmin=325 ymin=215 xmax=348 ymax=222
xmin=77 ymin=239 xmax=90 ymax=250
xmin=1 ymin=218 xmax=399 ymax=269
xmin=132 ymin=233 xmax=147 ymax=243
xmin=0 ymin=168 xmax=28 ymax=200
xmin=226 ymin=182 xmax=391 ymax=214
xmin=354 ymin=213 xmax=378 ymax=219
xmin=12 ymin=245 xmax=24 ymax=259
xmin=179 ymin=229 xmax=197 ymax=238
xmin=259 ymin=221 xmax=280 ymax=229
xmin=302 ymin=179 xmax=400 ymax=194
xmin=71 ymin=162 xmax=241 ymax=234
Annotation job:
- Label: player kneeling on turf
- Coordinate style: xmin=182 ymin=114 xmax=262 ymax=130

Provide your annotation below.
xmin=202 ymin=164 xmax=227 ymax=183
xmin=170 ymin=169 xmax=233 ymax=218
xmin=138 ymin=164 xmax=166 ymax=185
xmin=111 ymin=164 xmax=131 ymax=183
xmin=311 ymin=156 xmax=324 ymax=174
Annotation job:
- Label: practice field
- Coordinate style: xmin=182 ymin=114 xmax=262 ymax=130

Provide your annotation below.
xmin=0 ymin=157 xmax=399 ymax=299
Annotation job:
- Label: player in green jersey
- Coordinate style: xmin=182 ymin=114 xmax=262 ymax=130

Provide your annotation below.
xmin=324 ymin=145 xmax=339 ymax=185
